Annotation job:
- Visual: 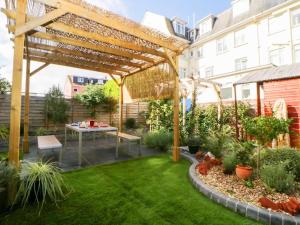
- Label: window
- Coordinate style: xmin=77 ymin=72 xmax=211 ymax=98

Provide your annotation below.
xmin=269 ymin=14 xmax=285 ymax=34
xmin=179 ymin=68 xmax=187 ymax=79
xmin=175 ymin=22 xmax=185 ymax=35
xmin=216 ymin=37 xmax=228 ymax=54
xmin=90 ymin=79 xmax=94 ymax=84
xmin=234 ymin=29 xmax=247 ymax=47
xmin=190 ymin=50 xmax=194 ymax=58
xmin=199 ymin=19 xmax=212 ymax=36
xmin=235 ymin=57 xmax=248 ymax=71
xmin=294 ymin=45 xmax=300 ymax=63
xmin=270 ymin=48 xmax=285 ymax=66
xmin=77 ymin=77 xmax=84 ymax=83
xmin=189 ymin=30 xmax=195 ymax=41
xmin=73 ymin=88 xmax=78 ymax=92
xmin=232 ymin=0 xmax=250 ymax=17
xmin=221 ymin=87 xmax=233 ymax=99
xmin=292 ymin=8 xmax=300 ymax=26
xmin=241 ymin=84 xmax=251 ymax=99
xmin=197 ymin=48 xmax=203 ymax=58
xmin=98 ymin=80 xmax=104 ymax=84
xmin=205 ymin=66 xmax=214 ymax=77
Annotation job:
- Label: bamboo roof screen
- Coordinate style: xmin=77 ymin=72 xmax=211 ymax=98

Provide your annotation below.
xmin=125 ymin=63 xmax=176 ymax=100
xmin=2 ymin=0 xmax=189 ymax=77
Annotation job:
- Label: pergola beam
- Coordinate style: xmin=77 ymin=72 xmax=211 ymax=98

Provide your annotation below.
xmin=24 ymin=50 xmax=128 ymax=73
xmin=26 ymin=55 xmax=123 ymax=75
xmin=36 ymin=0 xmax=180 ymax=52
xmin=27 ymin=42 xmax=143 ymax=68
xmin=15 ymin=8 xmax=66 ymax=36
xmin=30 ymin=62 xmax=50 ymax=76
xmin=3 ymin=9 xmax=168 ymax=59
xmin=31 ymin=32 xmax=155 ymax=63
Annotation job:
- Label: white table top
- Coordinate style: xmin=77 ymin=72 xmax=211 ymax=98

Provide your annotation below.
xmin=66 ymin=124 xmax=118 ymax=133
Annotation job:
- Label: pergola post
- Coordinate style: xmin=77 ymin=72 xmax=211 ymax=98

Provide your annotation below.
xmin=233 ymin=84 xmax=239 ymax=139
xmin=173 ymin=56 xmax=180 ymax=162
xmin=8 ymin=0 xmax=27 ymax=167
xmin=23 ymin=56 xmax=30 ymax=153
xmin=256 ymin=82 xmax=261 ymax=116
xmin=119 ymin=76 xmax=125 ymax=132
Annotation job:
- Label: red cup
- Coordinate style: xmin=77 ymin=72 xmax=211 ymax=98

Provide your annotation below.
xmin=89 ymin=120 xmax=95 ymax=127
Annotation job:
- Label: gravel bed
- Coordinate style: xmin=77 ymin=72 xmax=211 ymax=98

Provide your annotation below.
xmin=196 ymin=166 xmax=300 ymax=209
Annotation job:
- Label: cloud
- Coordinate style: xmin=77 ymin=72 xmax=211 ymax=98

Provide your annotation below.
xmin=85 ymin=0 xmax=128 ymax=16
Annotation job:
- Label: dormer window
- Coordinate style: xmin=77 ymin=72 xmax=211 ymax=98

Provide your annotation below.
xmin=198 ymin=16 xmax=214 ymax=37
xmin=77 ymin=77 xmax=84 ymax=83
xmin=172 ymin=18 xmax=186 ymax=36
xmin=232 ymin=0 xmax=250 ymax=18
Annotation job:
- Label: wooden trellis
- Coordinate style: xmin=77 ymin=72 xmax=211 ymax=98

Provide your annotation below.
xmin=2 ymin=0 xmax=188 ymax=167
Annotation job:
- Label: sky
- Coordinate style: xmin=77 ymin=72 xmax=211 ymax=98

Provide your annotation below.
xmin=0 ymin=0 xmax=230 ymax=95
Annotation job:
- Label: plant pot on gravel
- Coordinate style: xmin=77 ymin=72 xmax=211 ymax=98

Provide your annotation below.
xmin=234 ymin=141 xmax=255 ymax=180
xmin=187 ymin=136 xmax=201 ymax=154
xmin=236 ymin=165 xmax=253 ymax=180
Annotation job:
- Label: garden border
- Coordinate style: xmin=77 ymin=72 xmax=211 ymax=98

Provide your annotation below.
xmin=180 ymin=151 xmax=300 ymax=225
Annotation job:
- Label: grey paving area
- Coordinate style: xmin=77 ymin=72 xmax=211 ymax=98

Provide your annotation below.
xmin=23 ymin=133 xmax=162 ymax=171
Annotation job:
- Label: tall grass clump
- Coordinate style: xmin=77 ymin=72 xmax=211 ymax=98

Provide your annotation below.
xmin=16 ymin=161 xmax=69 ymax=214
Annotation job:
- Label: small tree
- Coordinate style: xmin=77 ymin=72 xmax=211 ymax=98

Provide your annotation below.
xmin=75 ymin=84 xmax=106 ymax=118
xmin=45 ymin=86 xmax=69 ymax=128
xmin=102 ymin=80 xmax=119 ymax=124
xmin=243 ymin=116 xmax=291 ymax=171
xmin=0 ymin=78 xmax=11 ymax=94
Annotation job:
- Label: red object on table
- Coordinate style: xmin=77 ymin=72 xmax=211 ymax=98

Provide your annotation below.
xmin=89 ymin=120 xmax=95 ymax=127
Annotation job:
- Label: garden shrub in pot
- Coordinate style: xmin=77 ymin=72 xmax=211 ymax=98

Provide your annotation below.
xmin=235 ymin=141 xmax=256 ymax=180
xmin=125 ymin=118 xmax=136 ymax=129
xmin=15 ymin=161 xmax=69 ymax=214
xmin=261 ymin=163 xmax=295 ymax=194
xmin=187 ymin=136 xmax=201 ymax=154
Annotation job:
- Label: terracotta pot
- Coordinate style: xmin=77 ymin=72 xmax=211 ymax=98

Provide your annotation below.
xmin=89 ymin=120 xmax=95 ymax=127
xmin=235 ymin=165 xmax=253 ymax=180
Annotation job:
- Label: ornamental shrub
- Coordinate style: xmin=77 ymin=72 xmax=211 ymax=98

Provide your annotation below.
xmin=261 ymin=147 xmax=300 ymax=181
xmin=223 ymin=152 xmax=237 ymax=174
xmin=260 ymin=164 xmax=295 ymax=194
xmin=125 ymin=118 xmax=136 ymax=129
xmin=143 ymin=129 xmax=173 ymax=152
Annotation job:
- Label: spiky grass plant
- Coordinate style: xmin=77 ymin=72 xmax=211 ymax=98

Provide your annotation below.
xmin=16 ymin=161 xmax=69 ymax=214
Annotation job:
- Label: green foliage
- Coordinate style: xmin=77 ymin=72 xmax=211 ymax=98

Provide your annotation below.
xmin=16 ymin=161 xmax=69 ymax=214
xmin=125 ymin=118 xmax=136 ymax=129
xmin=75 ymin=84 xmax=106 ymax=118
xmin=261 ymin=164 xmax=295 ymax=194
xmin=261 ymin=147 xmax=300 ymax=180
xmin=243 ymin=116 xmax=291 ymax=146
xmin=0 ymin=161 xmax=17 ymax=190
xmin=102 ymin=79 xmax=119 ymax=100
xmin=45 ymin=86 xmax=69 ymax=125
xmin=185 ymin=102 xmax=253 ymax=140
xmin=143 ymin=129 xmax=173 ymax=152
xmin=146 ymin=100 xmax=173 ymax=132
xmin=204 ymin=125 xmax=233 ymax=158
xmin=223 ymin=151 xmax=237 ymax=174
xmin=0 ymin=125 xmax=9 ymax=142
xmin=235 ymin=141 xmax=256 ymax=166
xmin=0 ymin=78 xmax=11 ymax=94
xmin=35 ymin=127 xmax=49 ymax=136
xmin=244 ymin=180 xmax=254 ymax=189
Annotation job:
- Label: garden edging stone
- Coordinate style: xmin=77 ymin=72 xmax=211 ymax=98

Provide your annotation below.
xmin=180 ymin=151 xmax=300 ymax=225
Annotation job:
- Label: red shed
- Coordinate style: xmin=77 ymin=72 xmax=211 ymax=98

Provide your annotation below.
xmin=234 ymin=63 xmax=300 ymax=148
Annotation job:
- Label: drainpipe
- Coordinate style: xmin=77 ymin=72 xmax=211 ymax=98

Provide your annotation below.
xmin=288 ymin=9 xmax=295 ymax=63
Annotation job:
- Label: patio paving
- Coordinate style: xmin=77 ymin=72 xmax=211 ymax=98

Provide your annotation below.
xmin=23 ymin=134 xmax=162 ymax=171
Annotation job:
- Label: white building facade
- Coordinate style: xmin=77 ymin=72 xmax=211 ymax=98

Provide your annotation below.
xmin=142 ymin=0 xmax=300 ymax=105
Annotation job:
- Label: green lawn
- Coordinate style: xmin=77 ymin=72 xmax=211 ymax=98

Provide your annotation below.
xmin=1 ymin=155 xmax=260 ymax=225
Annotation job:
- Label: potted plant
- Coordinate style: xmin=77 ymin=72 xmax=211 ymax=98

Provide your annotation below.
xmin=187 ymin=136 xmax=201 ymax=154
xmin=235 ymin=141 xmax=255 ymax=180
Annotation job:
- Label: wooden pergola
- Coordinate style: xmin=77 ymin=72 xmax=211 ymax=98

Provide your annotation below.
xmin=2 ymin=0 xmax=189 ymax=168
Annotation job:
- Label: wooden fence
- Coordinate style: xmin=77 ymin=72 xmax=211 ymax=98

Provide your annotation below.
xmin=0 ymin=94 xmax=148 ymax=132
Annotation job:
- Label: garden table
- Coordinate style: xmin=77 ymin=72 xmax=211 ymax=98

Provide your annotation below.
xmin=64 ymin=124 xmax=119 ymax=166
